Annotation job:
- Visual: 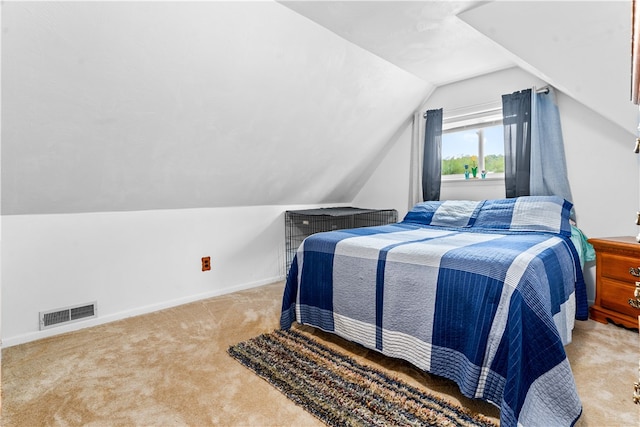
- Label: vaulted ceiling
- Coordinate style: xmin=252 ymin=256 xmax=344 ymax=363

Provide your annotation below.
xmin=281 ymin=0 xmax=636 ymax=132
xmin=280 ymin=1 xmax=515 ymax=88
xmin=2 ymin=1 xmax=635 ymax=215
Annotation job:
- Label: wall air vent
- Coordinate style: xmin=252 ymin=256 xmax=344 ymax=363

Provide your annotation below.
xmin=39 ymin=302 xmax=97 ymax=330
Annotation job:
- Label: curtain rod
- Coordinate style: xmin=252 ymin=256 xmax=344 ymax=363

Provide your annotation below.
xmin=423 ymin=86 xmax=551 ymax=119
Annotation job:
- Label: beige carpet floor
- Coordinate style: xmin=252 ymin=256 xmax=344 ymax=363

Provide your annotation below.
xmin=2 ymin=281 xmax=639 ymax=426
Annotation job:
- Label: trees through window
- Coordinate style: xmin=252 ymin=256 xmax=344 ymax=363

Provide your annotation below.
xmin=441 ymin=120 xmax=504 ymax=179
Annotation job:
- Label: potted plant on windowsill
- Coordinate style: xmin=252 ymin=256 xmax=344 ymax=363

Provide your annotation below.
xmin=470 ymin=156 xmax=478 ymax=178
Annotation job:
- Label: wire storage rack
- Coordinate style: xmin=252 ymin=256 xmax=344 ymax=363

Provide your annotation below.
xmin=284 ymin=207 xmax=398 ymax=273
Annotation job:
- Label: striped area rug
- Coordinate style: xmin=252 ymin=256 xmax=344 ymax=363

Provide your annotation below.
xmin=228 ymin=329 xmax=497 ymax=427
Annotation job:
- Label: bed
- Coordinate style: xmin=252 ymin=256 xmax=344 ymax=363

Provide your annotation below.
xmin=281 ymin=196 xmax=589 ymax=427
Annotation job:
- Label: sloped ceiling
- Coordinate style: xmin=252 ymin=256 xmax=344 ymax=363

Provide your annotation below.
xmin=2 ymin=1 xmax=636 ymax=215
xmin=459 ymin=0 xmax=636 ymax=132
xmin=279 ymin=1 xmax=515 ymax=86
xmin=1 ymin=1 xmax=430 ymax=215
xmin=284 ymin=0 xmax=636 ymax=132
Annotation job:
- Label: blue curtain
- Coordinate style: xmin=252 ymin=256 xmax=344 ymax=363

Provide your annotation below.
xmin=502 ymin=89 xmax=531 ymax=198
xmin=530 ymin=87 xmax=574 ymax=205
xmin=422 ymin=109 xmax=442 ymax=201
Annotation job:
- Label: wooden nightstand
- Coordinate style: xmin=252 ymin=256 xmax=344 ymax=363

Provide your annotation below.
xmin=589 ymin=236 xmax=640 ymax=329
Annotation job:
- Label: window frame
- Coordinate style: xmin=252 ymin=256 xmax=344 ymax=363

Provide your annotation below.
xmin=441 ymin=107 xmax=504 ymax=182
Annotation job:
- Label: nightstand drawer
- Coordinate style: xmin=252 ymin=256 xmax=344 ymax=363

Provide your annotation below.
xmin=588 ymin=236 xmax=640 ymax=329
xmin=600 ymin=252 xmax=640 ymax=283
xmin=600 ymin=277 xmax=640 ymax=317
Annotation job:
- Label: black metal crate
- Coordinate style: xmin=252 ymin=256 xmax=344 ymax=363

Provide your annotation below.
xmin=284 ymin=207 xmax=398 ymax=273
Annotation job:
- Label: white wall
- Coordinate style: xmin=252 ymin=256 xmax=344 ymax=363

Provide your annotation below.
xmin=558 ymin=94 xmax=639 ymax=239
xmin=351 ymin=120 xmax=413 ymax=220
xmin=2 ymin=204 xmax=359 ymax=346
xmin=440 ymin=178 xmax=505 ymax=202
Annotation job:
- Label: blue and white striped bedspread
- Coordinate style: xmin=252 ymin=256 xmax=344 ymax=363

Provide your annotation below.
xmin=280 ymin=222 xmax=588 ymax=427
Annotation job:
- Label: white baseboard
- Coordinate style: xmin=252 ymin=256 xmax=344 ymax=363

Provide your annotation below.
xmin=2 ymin=275 xmax=285 ymax=348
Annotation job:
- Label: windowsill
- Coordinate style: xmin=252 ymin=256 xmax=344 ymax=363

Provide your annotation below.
xmin=442 ymin=173 xmax=504 ymax=183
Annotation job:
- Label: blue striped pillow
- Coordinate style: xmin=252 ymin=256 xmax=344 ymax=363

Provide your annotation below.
xmin=403 ymin=196 xmax=572 ymax=236
xmin=402 ymin=200 xmax=482 ymax=228
xmin=473 ymin=196 xmax=573 ymax=236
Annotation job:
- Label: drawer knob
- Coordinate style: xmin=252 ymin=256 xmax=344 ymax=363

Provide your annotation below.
xmin=629 ymin=282 xmax=640 ymax=309
xmin=630 ymin=267 xmax=640 ymax=277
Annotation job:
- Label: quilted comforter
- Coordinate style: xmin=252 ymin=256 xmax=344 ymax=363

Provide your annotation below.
xmin=281 ymin=196 xmax=588 ymax=427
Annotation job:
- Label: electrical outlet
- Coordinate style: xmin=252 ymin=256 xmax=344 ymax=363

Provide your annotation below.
xmin=202 ymin=256 xmax=211 ymax=271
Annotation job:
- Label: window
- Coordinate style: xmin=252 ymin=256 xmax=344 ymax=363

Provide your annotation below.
xmin=441 ymin=109 xmax=504 ymax=180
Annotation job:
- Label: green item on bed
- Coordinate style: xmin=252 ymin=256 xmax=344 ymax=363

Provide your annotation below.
xmin=571 ymin=225 xmax=596 ymax=267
